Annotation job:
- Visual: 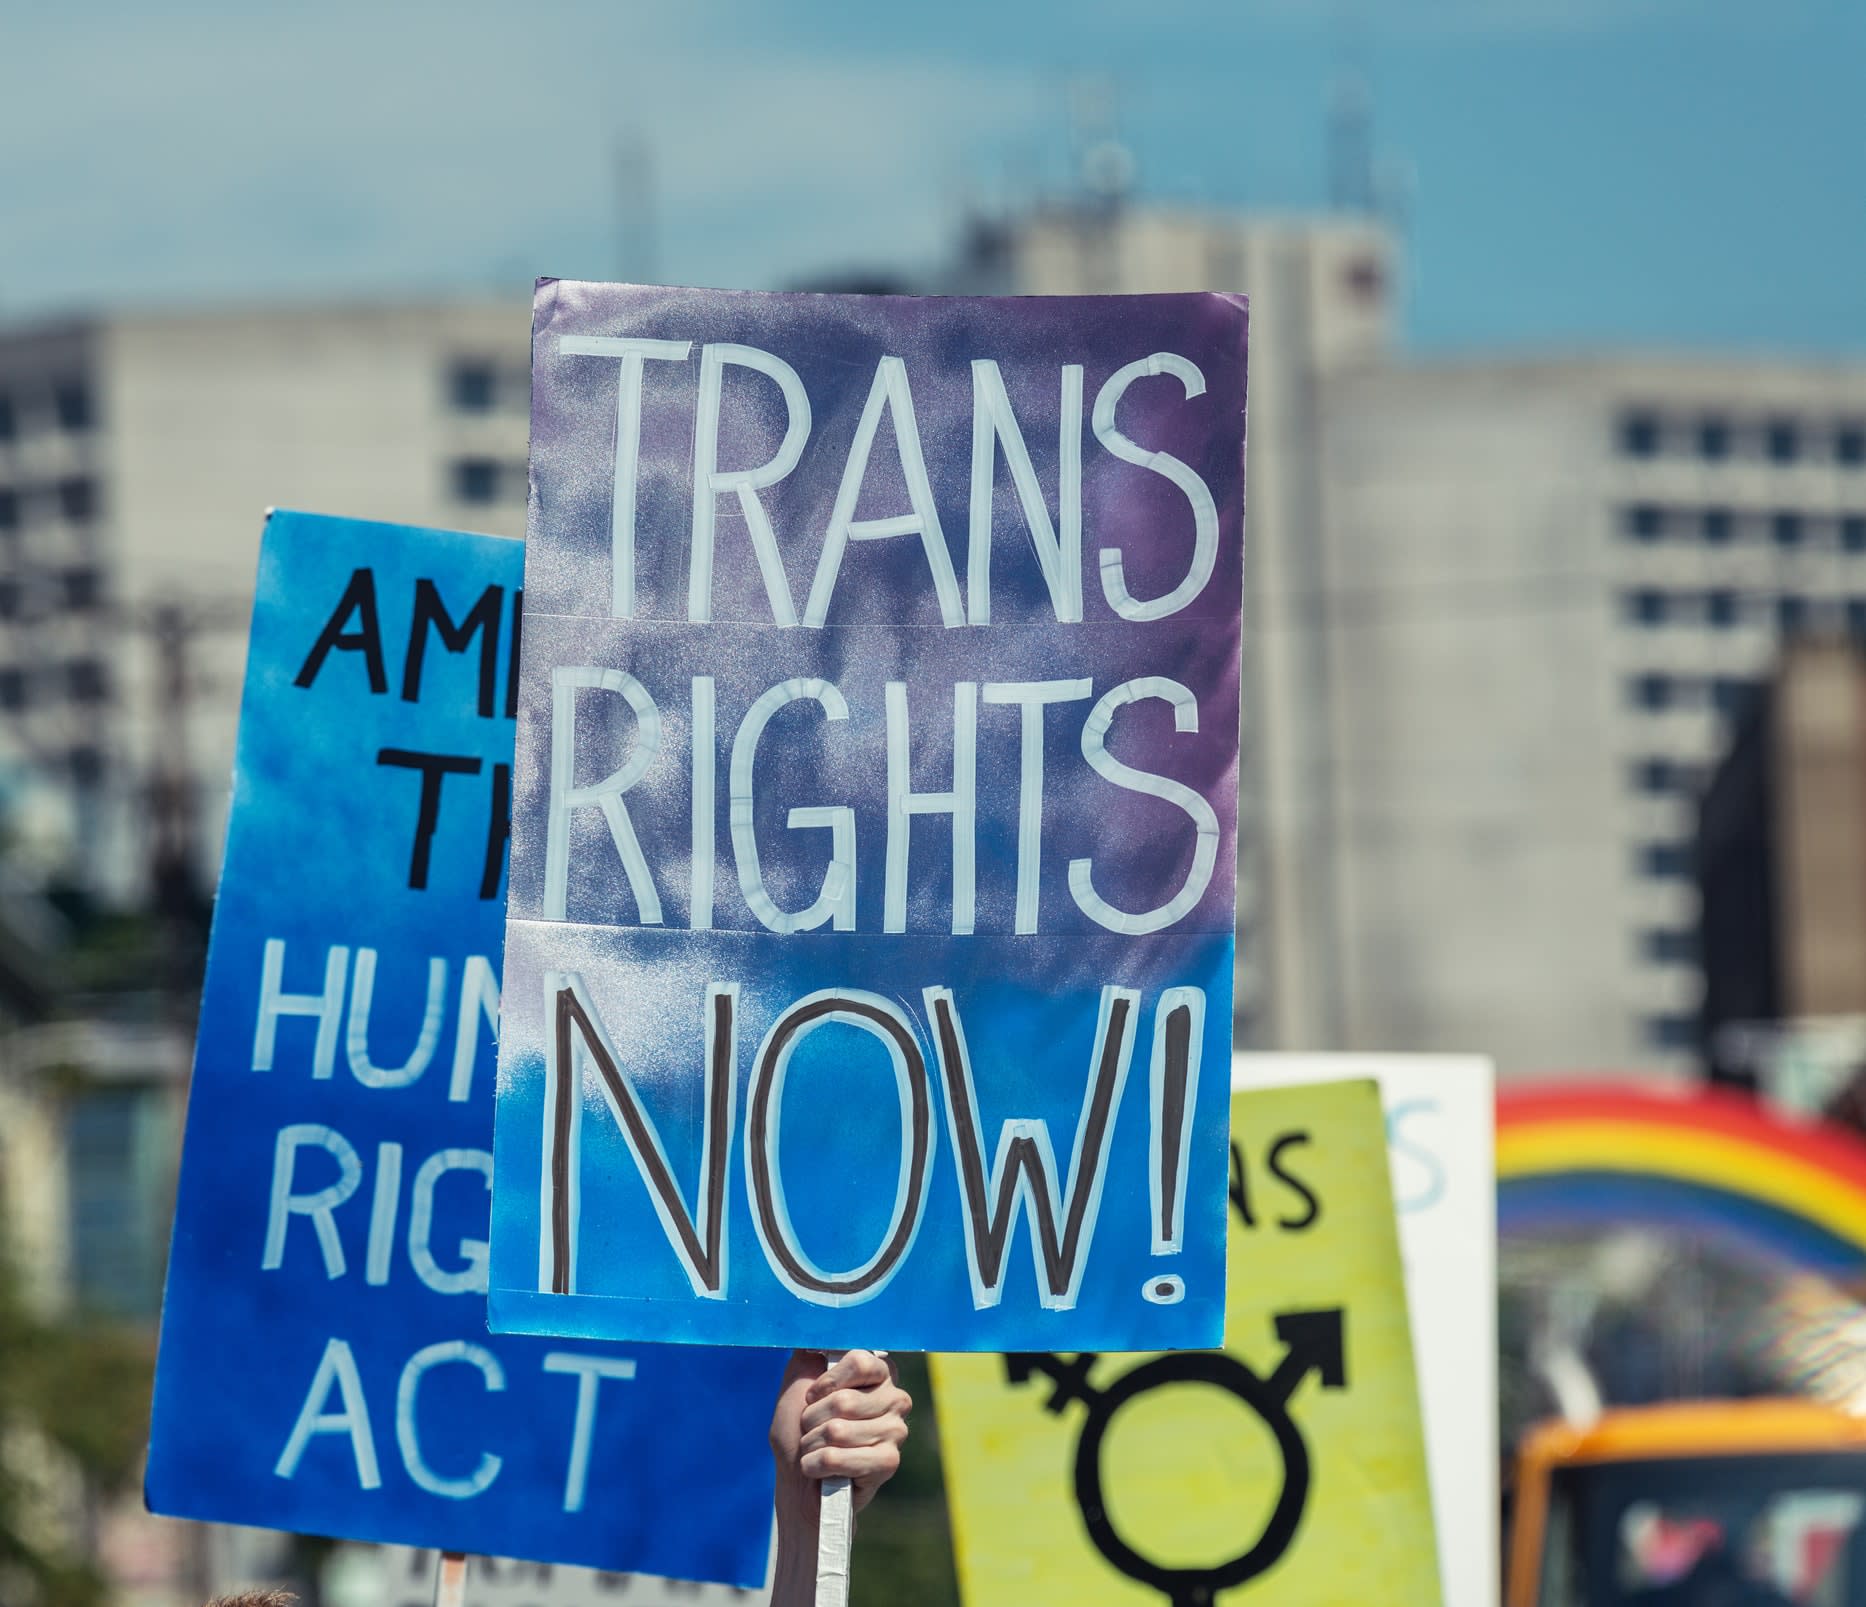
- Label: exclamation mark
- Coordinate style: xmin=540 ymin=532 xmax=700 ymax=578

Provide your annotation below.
xmin=1143 ymin=987 xmax=1205 ymax=1305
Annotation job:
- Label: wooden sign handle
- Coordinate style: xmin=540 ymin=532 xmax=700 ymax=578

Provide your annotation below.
xmin=433 ymin=1552 xmax=468 ymax=1607
xmin=812 ymin=1349 xmax=885 ymax=1607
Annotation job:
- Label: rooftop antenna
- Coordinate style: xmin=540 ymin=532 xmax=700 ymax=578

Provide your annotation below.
xmin=1327 ymin=0 xmax=1375 ymax=213
xmin=615 ymin=132 xmax=660 ymax=285
xmin=1066 ymin=73 xmax=1135 ymax=294
xmin=1069 ymin=74 xmax=1134 ymax=216
xmin=1327 ymin=69 xmax=1375 ymax=213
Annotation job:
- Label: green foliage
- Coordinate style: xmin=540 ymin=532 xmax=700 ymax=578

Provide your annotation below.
xmin=0 ymin=1223 xmax=154 ymax=1607
xmin=850 ymin=1354 xmax=960 ymax=1607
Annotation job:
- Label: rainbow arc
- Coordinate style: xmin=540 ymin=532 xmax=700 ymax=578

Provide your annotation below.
xmin=1498 ymin=1084 xmax=1866 ymax=1277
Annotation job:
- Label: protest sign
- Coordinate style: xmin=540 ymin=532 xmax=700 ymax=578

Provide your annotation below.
xmin=488 ymin=282 xmax=1248 ymax=1352
xmin=356 ymin=1546 xmax=769 ymax=1606
xmin=147 ymin=510 xmax=786 ymax=1584
xmin=1233 ymin=1054 xmax=1497 ymax=1607
xmin=932 ymin=1078 xmax=1440 ymax=1606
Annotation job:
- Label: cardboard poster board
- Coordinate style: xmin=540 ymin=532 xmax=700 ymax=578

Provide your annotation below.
xmin=147 ymin=511 xmax=785 ymax=1585
xmin=932 ymin=1079 xmax=1440 ymax=1605
xmin=488 ymin=283 xmax=1249 ymax=1352
xmin=1234 ymin=1054 xmax=1497 ymax=1607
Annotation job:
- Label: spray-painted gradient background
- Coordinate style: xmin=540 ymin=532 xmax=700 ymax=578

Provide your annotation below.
xmin=147 ymin=512 xmax=784 ymax=1583
xmin=490 ymin=284 xmax=1247 ymax=1350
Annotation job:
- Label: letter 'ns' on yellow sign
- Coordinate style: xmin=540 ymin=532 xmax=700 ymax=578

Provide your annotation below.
xmin=931 ymin=1078 xmax=1440 ymax=1606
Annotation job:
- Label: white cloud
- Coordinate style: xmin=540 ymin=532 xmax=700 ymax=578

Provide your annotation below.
xmin=0 ymin=2 xmax=1047 ymax=312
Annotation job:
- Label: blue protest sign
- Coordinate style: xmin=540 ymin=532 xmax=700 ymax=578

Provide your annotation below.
xmin=147 ymin=510 xmax=785 ymax=1584
xmin=488 ymin=284 xmax=1247 ymax=1353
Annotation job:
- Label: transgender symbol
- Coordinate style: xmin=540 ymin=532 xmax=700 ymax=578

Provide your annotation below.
xmin=1004 ymin=1309 xmax=1348 ymax=1607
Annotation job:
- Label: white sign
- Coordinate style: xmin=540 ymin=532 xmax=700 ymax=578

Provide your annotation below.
xmin=1233 ymin=1053 xmax=1496 ymax=1607
xmin=334 ymin=1547 xmax=770 ymax=1607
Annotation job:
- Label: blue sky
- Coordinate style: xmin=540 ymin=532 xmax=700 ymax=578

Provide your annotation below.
xmin=1 ymin=0 xmax=1859 ymax=352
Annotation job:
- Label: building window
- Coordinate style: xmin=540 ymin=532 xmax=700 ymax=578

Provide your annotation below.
xmin=0 ymin=668 xmax=28 ymax=710
xmin=1645 ymin=1015 xmax=1698 ymax=1051
xmin=1712 ymin=677 xmax=1758 ymax=718
xmin=1766 ymin=418 xmax=1800 ymax=464
xmin=1643 ymin=929 xmax=1697 ymax=964
xmin=66 ymin=660 xmax=106 ymax=703
xmin=1778 ymin=596 xmax=1809 ymax=635
xmin=1848 ymin=600 xmax=1866 ymax=639
xmin=1839 ymin=425 xmax=1866 ymax=467
xmin=66 ymin=744 xmax=103 ymax=786
xmin=0 ymin=489 xmax=16 ymax=532
xmin=1705 ymin=589 xmax=1739 ymax=627
xmin=66 ymin=1084 xmax=170 ymax=1318
xmin=449 ymin=360 xmax=499 ymax=413
xmin=1697 ymin=418 xmax=1730 ymax=461
xmin=1640 ymin=843 xmax=1693 ymax=878
xmin=1631 ymin=674 xmax=1676 ymax=711
xmin=61 ymin=567 xmax=100 ymax=610
xmin=1632 ymin=758 xmax=1690 ymax=794
xmin=0 ymin=581 xmax=19 ymax=621
xmin=1625 ymin=504 xmax=1666 ymax=542
xmin=1620 ymin=411 xmax=1662 ymax=458
xmin=53 ymin=383 xmax=92 ymax=432
xmin=452 ymin=457 xmax=503 ymax=504
xmin=0 ymin=396 xmax=14 ymax=442
xmin=1625 ymin=589 xmax=1668 ymax=625
xmin=1770 ymin=510 xmax=1804 ymax=548
xmin=1701 ymin=507 xmax=1734 ymax=545
xmin=57 ymin=477 xmax=96 ymax=522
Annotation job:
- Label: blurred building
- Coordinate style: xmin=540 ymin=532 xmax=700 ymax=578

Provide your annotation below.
xmin=1699 ymin=639 xmax=1866 ymax=1104
xmin=951 ymin=199 xmax=1399 ymax=1051
xmin=0 ymin=301 xmax=530 ymax=904
xmin=5 ymin=215 xmax=1859 ymax=1083
xmin=1320 ymin=359 xmax=1866 ymax=1074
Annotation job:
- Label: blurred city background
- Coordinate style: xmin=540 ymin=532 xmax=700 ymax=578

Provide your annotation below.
xmin=1 ymin=0 xmax=1862 ymax=1602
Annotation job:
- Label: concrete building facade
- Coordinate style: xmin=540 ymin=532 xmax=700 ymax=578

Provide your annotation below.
xmin=0 ymin=300 xmax=532 ymax=901
xmin=1319 ymin=357 xmax=1866 ymax=1073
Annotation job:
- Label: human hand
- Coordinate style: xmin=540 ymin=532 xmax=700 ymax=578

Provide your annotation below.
xmin=769 ymin=1349 xmax=912 ymax=1604
xmin=770 ymin=1349 xmax=911 ymax=1514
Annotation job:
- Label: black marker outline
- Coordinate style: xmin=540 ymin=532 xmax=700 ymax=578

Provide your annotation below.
xmin=746 ymin=992 xmax=932 ymax=1301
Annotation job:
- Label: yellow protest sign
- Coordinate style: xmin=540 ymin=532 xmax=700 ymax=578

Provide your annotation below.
xmin=931 ymin=1078 xmax=1439 ymax=1606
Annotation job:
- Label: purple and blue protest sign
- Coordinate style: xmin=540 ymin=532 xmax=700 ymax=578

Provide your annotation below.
xmin=488 ymin=284 xmax=1247 ymax=1351
xmin=147 ymin=511 xmax=784 ymax=1584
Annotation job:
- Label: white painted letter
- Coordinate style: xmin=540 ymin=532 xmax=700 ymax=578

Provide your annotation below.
xmin=691 ymin=344 xmax=808 ymax=625
xmin=543 ymin=666 xmax=663 ymax=925
xmin=275 ymin=1337 xmax=380 ymax=1488
xmin=253 ymin=939 xmax=349 ymax=1080
xmin=448 ymin=953 xmax=500 ymax=1103
xmin=730 ymin=678 xmax=854 ymax=933
xmin=981 ymin=679 xmax=1093 ymax=932
xmin=1068 ymin=677 xmax=1220 ymax=935
xmin=365 ymin=1141 xmax=402 ymax=1286
xmin=346 ymin=951 xmax=447 ymax=1089
xmin=885 ymin=681 xmax=977 ymax=934
xmin=1092 ymin=354 xmax=1219 ymax=620
xmin=396 ymin=1340 xmax=505 ymax=1499
xmin=263 ymin=1124 xmax=362 ymax=1277
xmin=544 ymin=1352 xmax=639 ymax=1512
xmin=408 ymin=1148 xmax=492 ymax=1295
xmin=805 ymin=356 xmax=965 ymax=628
xmin=691 ymin=674 xmax=717 ymax=930
xmin=969 ymin=361 xmax=1083 ymax=624
xmin=558 ymin=335 xmax=692 ymax=619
